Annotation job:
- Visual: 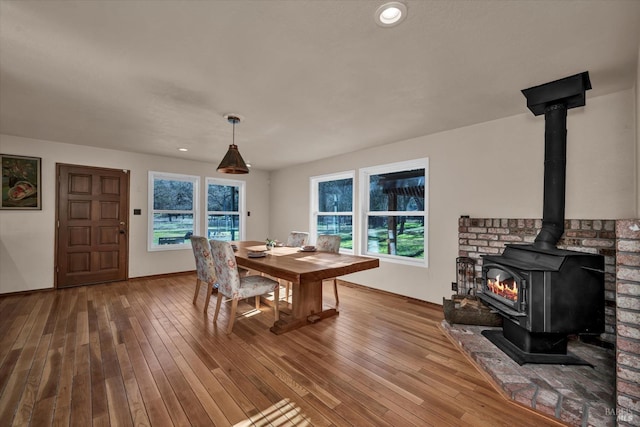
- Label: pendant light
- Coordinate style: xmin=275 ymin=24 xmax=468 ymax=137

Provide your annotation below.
xmin=217 ymin=114 xmax=249 ymax=174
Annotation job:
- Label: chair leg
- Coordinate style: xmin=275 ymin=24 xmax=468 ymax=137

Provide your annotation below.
xmin=213 ymin=294 xmax=223 ymax=324
xmin=273 ymin=286 xmax=280 ymax=321
xmin=226 ymin=298 xmax=238 ymax=334
xmin=204 ymin=283 xmax=214 ymax=313
xmin=255 ymin=295 xmax=260 ymax=310
xmin=333 ymin=279 xmax=339 ymax=306
xmin=193 ymin=278 xmax=202 ymax=304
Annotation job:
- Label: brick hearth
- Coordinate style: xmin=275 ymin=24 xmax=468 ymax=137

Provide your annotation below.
xmin=440 ymin=321 xmax=616 ymax=426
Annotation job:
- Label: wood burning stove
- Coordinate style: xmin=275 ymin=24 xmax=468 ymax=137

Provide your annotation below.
xmin=477 ymin=72 xmax=605 ymax=365
xmin=480 ymin=245 xmax=604 ymax=364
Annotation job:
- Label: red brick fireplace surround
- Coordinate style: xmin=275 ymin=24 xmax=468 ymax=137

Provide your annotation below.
xmin=445 ymin=217 xmax=639 ymax=426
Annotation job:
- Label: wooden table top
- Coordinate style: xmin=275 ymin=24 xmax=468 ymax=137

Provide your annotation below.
xmin=232 ymin=240 xmax=379 ymax=284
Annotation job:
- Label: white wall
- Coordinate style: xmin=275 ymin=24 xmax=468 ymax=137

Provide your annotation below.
xmin=269 ymin=89 xmax=637 ymax=305
xmin=0 ymin=135 xmax=270 ymax=294
xmin=1 ymin=89 xmax=636 ymax=300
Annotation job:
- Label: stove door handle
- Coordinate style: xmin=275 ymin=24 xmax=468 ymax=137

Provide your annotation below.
xmin=581 ymin=266 xmax=604 ymax=274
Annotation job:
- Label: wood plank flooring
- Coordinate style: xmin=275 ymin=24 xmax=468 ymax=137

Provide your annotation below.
xmin=0 ymin=274 xmax=565 ymax=426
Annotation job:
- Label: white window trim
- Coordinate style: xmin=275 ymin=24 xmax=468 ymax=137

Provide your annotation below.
xmin=148 ymin=171 xmax=200 ymax=251
xmin=359 ymin=158 xmax=429 ymax=267
xmin=205 ymin=177 xmax=246 ymax=241
xmin=310 ymin=170 xmax=355 ymax=254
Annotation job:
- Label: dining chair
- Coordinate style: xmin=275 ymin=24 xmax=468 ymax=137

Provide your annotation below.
xmin=189 ymin=236 xmax=219 ymax=312
xmin=190 ymin=236 xmax=249 ymax=312
xmin=316 ymin=234 xmax=342 ymax=306
xmin=209 ymin=240 xmax=280 ymax=334
xmin=286 ymin=231 xmax=309 ymax=247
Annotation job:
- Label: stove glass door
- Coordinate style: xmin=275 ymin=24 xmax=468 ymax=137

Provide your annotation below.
xmin=484 ymin=265 xmax=522 ymax=310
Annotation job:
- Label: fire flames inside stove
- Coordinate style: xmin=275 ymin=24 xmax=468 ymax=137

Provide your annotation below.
xmin=487 ymin=274 xmax=518 ymax=302
xmin=487 ymin=269 xmax=518 ymax=303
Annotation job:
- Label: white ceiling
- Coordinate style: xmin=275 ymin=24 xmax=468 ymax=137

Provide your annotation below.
xmin=1 ymin=0 xmax=639 ymax=171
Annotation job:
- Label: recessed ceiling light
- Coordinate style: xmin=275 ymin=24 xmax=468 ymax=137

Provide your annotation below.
xmin=375 ymin=2 xmax=407 ymax=27
xmin=178 ymin=148 xmax=188 ymax=152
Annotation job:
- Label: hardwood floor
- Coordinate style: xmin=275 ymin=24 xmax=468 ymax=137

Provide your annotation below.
xmin=0 ymin=275 xmax=564 ymax=426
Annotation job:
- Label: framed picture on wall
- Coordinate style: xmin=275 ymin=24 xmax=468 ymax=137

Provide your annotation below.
xmin=1 ymin=154 xmax=42 ymax=210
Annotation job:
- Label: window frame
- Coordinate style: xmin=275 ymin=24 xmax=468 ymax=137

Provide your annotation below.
xmin=205 ymin=177 xmax=246 ymax=242
xmin=310 ymin=170 xmax=355 ymax=254
xmin=359 ymin=158 xmax=428 ymax=267
xmin=148 ymin=171 xmax=200 ymax=251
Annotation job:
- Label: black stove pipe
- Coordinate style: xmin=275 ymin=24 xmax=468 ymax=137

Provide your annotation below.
xmin=534 ymin=103 xmax=567 ymax=249
xmin=521 ymin=72 xmax=591 ymax=250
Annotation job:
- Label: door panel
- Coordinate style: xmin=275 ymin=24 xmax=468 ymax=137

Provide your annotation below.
xmin=56 ymin=164 xmax=129 ymax=288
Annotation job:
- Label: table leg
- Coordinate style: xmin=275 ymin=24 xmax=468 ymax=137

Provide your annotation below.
xmin=269 ymin=279 xmax=339 ymax=335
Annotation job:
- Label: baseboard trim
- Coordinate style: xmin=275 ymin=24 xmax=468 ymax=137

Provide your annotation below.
xmin=129 ymin=270 xmax=195 ymax=281
xmin=336 ymin=279 xmax=443 ymax=309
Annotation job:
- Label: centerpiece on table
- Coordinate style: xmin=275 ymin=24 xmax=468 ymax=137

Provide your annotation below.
xmin=265 ymin=238 xmax=276 ymax=250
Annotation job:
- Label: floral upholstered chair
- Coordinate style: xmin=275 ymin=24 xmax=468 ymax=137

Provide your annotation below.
xmin=316 ymin=234 xmax=342 ymax=306
xmin=209 ymin=240 xmax=280 ymax=334
xmin=316 ymin=234 xmax=341 ymax=253
xmin=285 ymin=231 xmax=309 ymax=247
xmin=190 ymin=236 xmax=248 ymax=312
xmin=189 ymin=236 xmax=218 ymax=312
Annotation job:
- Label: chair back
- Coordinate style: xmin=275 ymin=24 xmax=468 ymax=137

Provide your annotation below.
xmin=190 ymin=236 xmax=216 ymax=284
xmin=286 ymin=231 xmax=309 ymax=247
xmin=209 ymin=240 xmax=242 ymax=298
xmin=316 ymin=235 xmax=341 ymax=253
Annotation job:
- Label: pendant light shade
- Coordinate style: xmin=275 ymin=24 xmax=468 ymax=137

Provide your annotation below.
xmin=217 ymin=115 xmax=249 ymax=174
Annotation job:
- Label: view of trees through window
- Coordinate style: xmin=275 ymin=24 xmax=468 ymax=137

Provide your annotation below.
xmin=207 ymin=181 xmax=241 ymax=241
xmin=365 ymin=167 xmax=426 ymax=261
xmin=150 ymin=175 xmax=197 ymax=247
xmin=147 ymin=163 xmax=426 ymax=260
xmin=316 ymin=177 xmax=353 ymax=250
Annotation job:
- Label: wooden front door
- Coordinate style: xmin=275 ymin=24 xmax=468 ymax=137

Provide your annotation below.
xmin=56 ymin=164 xmax=129 ymax=288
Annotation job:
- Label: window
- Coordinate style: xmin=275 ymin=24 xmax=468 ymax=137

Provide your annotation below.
xmin=310 ymin=171 xmax=354 ymax=252
xmin=360 ymin=159 xmax=428 ymax=266
xmin=206 ymin=177 xmax=245 ymax=241
xmin=148 ymin=171 xmax=199 ymax=251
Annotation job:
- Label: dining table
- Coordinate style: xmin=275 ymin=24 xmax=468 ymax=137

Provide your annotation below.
xmin=232 ymin=240 xmax=380 ymax=334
